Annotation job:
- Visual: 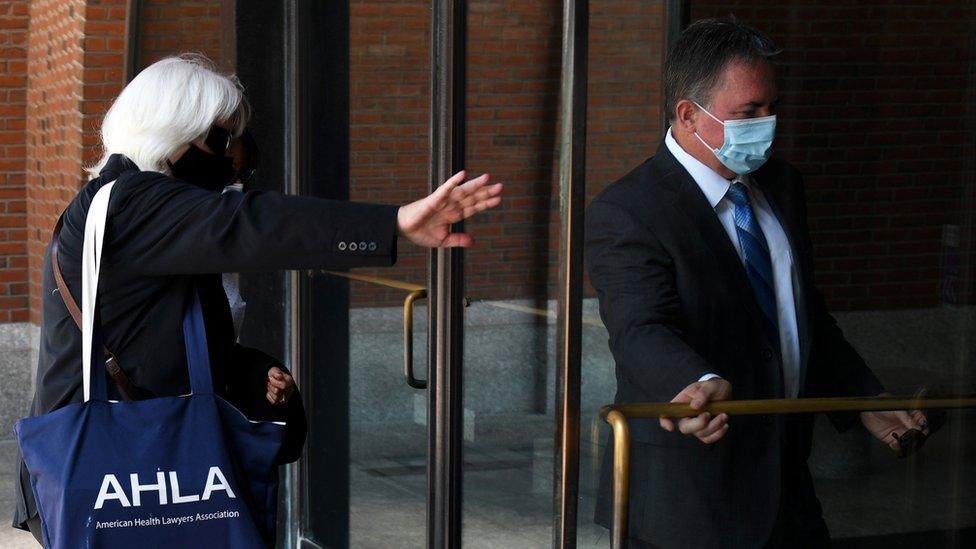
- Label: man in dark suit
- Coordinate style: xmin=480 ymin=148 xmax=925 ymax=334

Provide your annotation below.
xmin=586 ymin=19 xmax=927 ymax=548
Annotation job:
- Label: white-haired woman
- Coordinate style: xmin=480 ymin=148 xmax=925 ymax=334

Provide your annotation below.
xmin=12 ymin=54 xmax=502 ymax=544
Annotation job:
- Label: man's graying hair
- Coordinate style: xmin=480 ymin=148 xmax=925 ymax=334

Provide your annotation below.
xmin=664 ymin=18 xmax=780 ymax=123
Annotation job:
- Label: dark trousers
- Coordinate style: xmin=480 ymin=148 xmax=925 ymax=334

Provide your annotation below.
xmin=622 ymin=417 xmax=830 ymax=548
xmin=625 ymin=512 xmax=830 ymax=549
xmin=624 ymin=459 xmax=831 ymax=549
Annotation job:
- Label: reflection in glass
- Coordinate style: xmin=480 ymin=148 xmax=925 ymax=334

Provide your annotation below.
xmin=581 ymin=3 xmax=975 ymax=547
xmin=345 ymin=1 xmax=431 ymax=547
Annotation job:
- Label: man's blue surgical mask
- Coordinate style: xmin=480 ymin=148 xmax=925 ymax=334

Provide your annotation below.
xmin=693 ymin=102 xmax=776 ymax=175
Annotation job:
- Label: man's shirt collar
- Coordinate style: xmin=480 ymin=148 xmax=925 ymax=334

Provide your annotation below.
xmin=664 ymin=127 xmax=750 ymax=208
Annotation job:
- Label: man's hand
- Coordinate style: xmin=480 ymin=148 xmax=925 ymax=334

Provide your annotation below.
xmin=659 ymin=378 xmax=732 ymax=444
xmin=861 ymin=393 xmax=928 ymax=452
xmin=396 ymin=170 xmax=503 ymax=248
xmin=266 ymin=366 xmax=295 ymax=407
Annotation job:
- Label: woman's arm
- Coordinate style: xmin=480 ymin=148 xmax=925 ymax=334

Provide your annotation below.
xmin=109 ymin=177 xmax=397 ymax=274
xmin=107 ymin=170 xmax=501 ymax=275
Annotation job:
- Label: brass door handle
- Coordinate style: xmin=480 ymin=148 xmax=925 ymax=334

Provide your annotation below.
xmin=599 ymin=394 xmax=976 ymax=549
xmin=322 ymin=270 xmax=429 ymax=389
xmin=404 ymin=289 xmax=428 ymax=389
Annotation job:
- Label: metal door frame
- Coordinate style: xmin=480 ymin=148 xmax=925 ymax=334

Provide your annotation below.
xmin=551 ymin=1 xmax=689 ymax=547
xmin=428 ymin=1 xmax=467 ymax=548
xmin=552 ymin=0 xmax=588 ymax=547
xmin=284 ymin=1 xmax=471 ymax=547
xmin=273 ymin=0 xmax=693 ymax=546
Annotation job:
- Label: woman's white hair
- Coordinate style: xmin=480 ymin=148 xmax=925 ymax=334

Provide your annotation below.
xmin=88 ymin=53 xmax=249 ymax=178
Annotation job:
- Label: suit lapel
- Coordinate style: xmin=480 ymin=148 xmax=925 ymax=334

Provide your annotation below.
xmin=653 ymin=143 xmax=771 ymax=342
xmin=752 ymin=168 xmax=812 ymax=392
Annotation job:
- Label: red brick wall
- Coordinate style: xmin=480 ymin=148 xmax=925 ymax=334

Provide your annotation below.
xmin=347 ymin=0 xmax=431 ymax=305
xmin=0 ymin=0 xmax=29 ymax=322
xmin=24 ymin=0 xmax=133 ymax=323
xmin=581 ymin=1 xmax=666 ymax=298
xmin=347 ymin=0 xmax=567 ymax=306
xmin=347 ymin=1 xmax=976 ymax=311
xmin=20 ymin=0 xmax=232 ymax=323
xmin=463 ymin=0 xmax=563 ymax=302
xmin=8 ymin=1 xmax=976 ymax=320
xmin=25 ymin=0 xmax=87 ymax=323
xmin=690 ymin=2 xmax=976 ymax=310
xmin=586 ymin=1 xmax=664 ymax=200
xmin=82 ymin=0 xmax=128 ymax=170
xmin=347 ymin=0 xmax=664 ymax=306
xmin=137 ymin=0 xmax=227 ymax=71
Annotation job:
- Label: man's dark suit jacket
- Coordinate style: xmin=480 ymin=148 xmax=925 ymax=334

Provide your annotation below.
xmin=585 ymin=141 xmax=885 ymax=548
xmin=13 ymin=154 xmax=399 ymax=531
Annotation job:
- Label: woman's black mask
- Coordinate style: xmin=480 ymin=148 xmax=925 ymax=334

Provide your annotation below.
xmin=168 ymin=127 xmax=236 ymax=191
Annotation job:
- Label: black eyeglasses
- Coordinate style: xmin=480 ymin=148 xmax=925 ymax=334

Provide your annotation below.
xmin=204 ymin=126 xmax=233 ymax=156
xmin=201 ymin=126 xmax=261 ymax=185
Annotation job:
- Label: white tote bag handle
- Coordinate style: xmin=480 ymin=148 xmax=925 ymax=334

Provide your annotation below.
xmin=81 ymin=181 xmax=116 ymax=402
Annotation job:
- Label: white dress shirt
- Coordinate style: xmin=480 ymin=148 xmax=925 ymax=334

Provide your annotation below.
xmin=665 ymin=128 xmax=802 ymax=398
xmin=222 ymin=184 xmax=247 ymax=339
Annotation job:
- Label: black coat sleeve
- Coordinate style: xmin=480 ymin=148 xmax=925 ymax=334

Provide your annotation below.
xmin=225 ymin=344 xmax=308 ymax=464
xmin=806 ymin=287 xmax=886 ymax=431
xmin=585 ymin=198 xmax=715 ymax=403
xmin=105 ymin=175 xmax=399 ymax=275
xmin=789 ymin=170 xmax=885 ymax=431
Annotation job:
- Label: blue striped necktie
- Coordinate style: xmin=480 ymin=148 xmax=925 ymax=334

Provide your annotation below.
xmin=726 ymin=181 xmax=779 ymax=346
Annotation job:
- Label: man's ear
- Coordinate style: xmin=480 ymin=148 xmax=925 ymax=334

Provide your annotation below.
xmin=674 ymin=99 xmax=699 ymax=134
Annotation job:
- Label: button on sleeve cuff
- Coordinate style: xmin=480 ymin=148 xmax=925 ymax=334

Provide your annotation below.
xmin=329 ymin=203 xmax=399 ymax=268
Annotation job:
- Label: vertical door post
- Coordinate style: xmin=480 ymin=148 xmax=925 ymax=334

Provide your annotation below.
xmin=553 ymin=0 xmax=589 ymax=548
xmin=428 ymin=1 xmax=467 ymax=548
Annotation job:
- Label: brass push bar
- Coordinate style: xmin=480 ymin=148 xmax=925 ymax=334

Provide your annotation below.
xmin=324 ymin=270 xmax=425 ymax=293
xmin=324 ymin=271 xmax=428 ymax=389
xmin=403 ymin=288 xmax=428 ymax=389
xmin=598 ymin=395 xmax=976 ymax=549
xmin=468 ymin=299 xmax=605 ymax=328
xmin=324 ymin=272 xmax=609 ymax=391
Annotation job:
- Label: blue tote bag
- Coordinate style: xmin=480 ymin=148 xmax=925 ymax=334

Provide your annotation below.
xmin=15 ymin=181 xmax=286 ymax=548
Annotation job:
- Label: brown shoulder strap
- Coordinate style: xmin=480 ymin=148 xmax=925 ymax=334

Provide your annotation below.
xmin=52 ymin=211 xmax=139 ymax=402
xmin=51 ymin=215 xmax=82 ymax=326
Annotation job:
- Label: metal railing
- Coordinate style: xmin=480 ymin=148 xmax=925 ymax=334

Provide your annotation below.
xmin=598 ymin=395 xmax=976 ymax=549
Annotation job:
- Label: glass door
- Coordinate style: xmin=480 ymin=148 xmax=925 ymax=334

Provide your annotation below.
xmin=131 ymin=1 xmax=564 ymax=547
xmin=271 ymin=0 xmax=976 ymax=546
xmin=290 ymin=1 xmax=571 ymax=547
xmin=227 ymin=2 xmax=597 ymax=547
xmin=285 ymin=1 xmax=471 ymax=548
xmin=576 ymin=2 xmax=976 ymax=548
xmin=285 ymin=1 xmax=436 ymax=547
xmin=294 ymin=1 xmax=597 ymax=547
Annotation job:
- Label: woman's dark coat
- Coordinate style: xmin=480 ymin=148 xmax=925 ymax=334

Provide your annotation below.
xmin=12 ymin=154 xmax=399 ymax=530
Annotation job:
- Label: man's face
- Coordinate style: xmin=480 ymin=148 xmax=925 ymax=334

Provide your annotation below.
xmin=694 ymin=59 xmax=779 ymax=153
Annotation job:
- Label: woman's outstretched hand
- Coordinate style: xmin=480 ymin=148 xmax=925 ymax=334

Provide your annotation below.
xmin=396 ymin=171 xmax=503 ymax=248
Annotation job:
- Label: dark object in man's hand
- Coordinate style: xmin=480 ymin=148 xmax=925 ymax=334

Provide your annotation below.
xmin=893 ymin=408 xmax=947 ymax=459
